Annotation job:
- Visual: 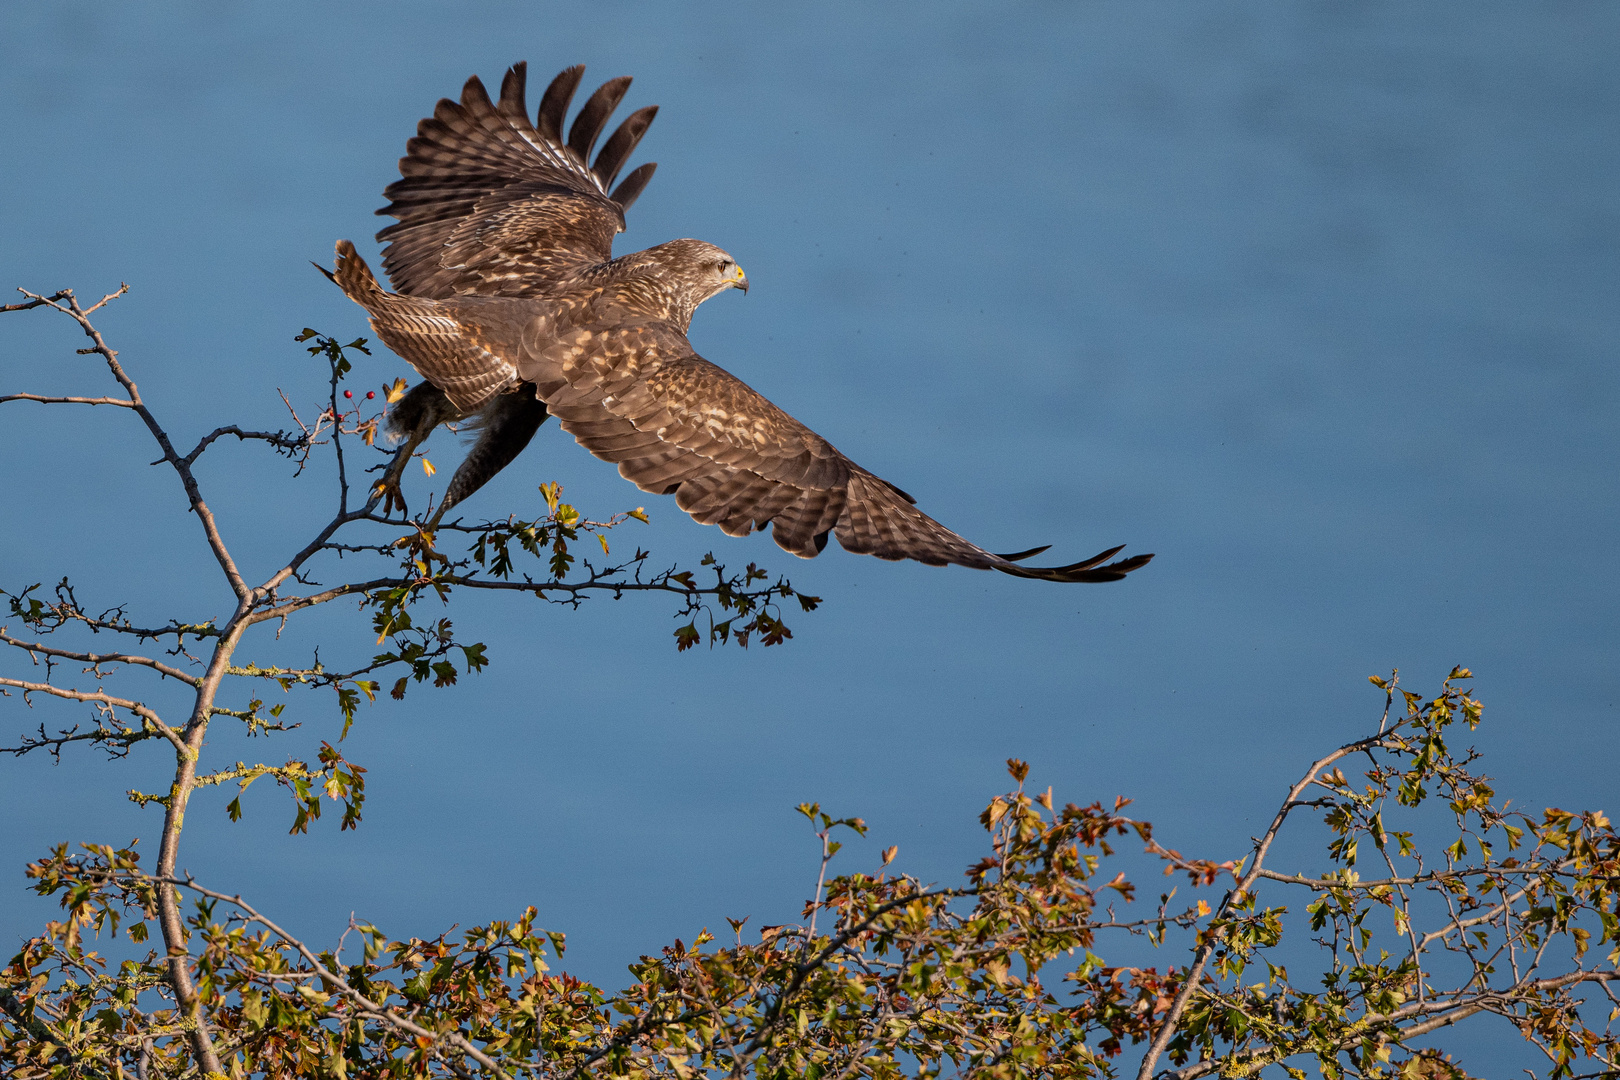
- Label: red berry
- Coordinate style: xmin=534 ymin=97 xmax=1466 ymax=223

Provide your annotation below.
xmin=343 ymin=390 xmax=354 ymax=399
xmin=366 ymin=390 xmax=376 ymax=399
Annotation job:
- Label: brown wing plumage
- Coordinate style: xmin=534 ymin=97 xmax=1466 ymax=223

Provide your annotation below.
xmin=327 ymin=242 xmax=1149 ymax=582
xmin=376 ymin=63 xmax=658 ymax=300
xmin=513 ymin=319 xmax=1152 ymax=583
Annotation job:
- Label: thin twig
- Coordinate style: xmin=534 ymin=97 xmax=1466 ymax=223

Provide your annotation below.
xmin=180 ymin=425 xmax=311 ymax=466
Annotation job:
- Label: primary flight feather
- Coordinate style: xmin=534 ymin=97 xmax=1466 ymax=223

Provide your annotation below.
xmin=324 ymin=62 xmax=1151 ymax=584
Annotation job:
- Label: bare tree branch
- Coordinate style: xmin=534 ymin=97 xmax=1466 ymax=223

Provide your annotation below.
xmin=3 ymin=289 xmax=72 ymax=312
xmin=15 ymin=288 xmax=250 ymax=603
xmin=0 ymin=629 xmax=201 ymax=686
xmin=0 ymin=677 xmax=185 ymax=754
xmin=180 ymin=425 xmax=312 ymax=466
xmin=0 ymin=392 xmax=134 ymax=407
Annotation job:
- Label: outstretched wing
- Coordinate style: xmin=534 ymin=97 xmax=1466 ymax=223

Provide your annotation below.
xmin=518 ymin=323 xmax=1152 ymax=583
xmin=324 ymin=242 xmax=1152 ymax=582
xmin=377 ymin=63 xmax=659 ymax=300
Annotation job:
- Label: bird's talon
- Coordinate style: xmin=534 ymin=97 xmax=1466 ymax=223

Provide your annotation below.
xmin=371 ymin=476 xmax=408 ymax=516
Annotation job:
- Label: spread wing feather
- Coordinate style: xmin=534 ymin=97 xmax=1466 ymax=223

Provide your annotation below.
xmin=568 ymin=77 xmax=632 ymax=161
xmin=535 ymin=65 xmax=585 ymax=142
xmin=511 ymin=318 xmax=1150 ymax=581
xmin=593 ymin=106 xmax=659 ymax=189
xmin=377 ymin=63 xmax=658 ymax=300
xmin=608 ymin=162 xmax=659 ymax=213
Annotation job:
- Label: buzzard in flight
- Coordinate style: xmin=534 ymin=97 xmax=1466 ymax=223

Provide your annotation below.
xmin=325 ymin=63 xmax=1151 ymax=584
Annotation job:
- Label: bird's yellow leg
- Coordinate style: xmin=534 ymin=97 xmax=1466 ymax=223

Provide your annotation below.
xmin=370 ymin=434 xmax=426 ymax=517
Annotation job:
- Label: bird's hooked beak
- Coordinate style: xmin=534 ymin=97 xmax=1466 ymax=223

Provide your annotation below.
xmin=729 ymin=263 xmax=749 ymax=295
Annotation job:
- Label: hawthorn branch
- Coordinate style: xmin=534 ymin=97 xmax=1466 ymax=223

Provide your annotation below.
xmin=565 ymin=885 xmax=969 ymax=1080
xmin=244 ymin=570 xmax=786 ymax=626
xmin=4 ymin=722 xmax=163 ymax=760
xmin=3 ymin=289 xmax=72 ymax=312
xmin=0 ymin=629 xmax=201 ymax=686
xmin=0 ymin=392 xmax=134 ymax=407
xmin=687 ymin=957 xmax=746 ymax=1079
xmin=1137 ymin=730 xmax=1393 ymax=1080
xmin=1163 ymin=969 xmax=1620 ymax=1080
xmin=13 ymin=589 xmax=221 ymax=641
xmin=149 ymin=621 xmax=251 ymax=1080
xmin=1252 ymin=861 xmax=1583 ymax=890
xmin=1415 ymin=865 xmax=1574 ymax=954
xmin=0 ymin=987 xmax=113 ymax=1080
xmin=249 ymin=457 xmax=402 ymax=603
xmin=16 ymin=288 xmax=249 ymax=602
xmin=156 ymin=874 xmax=514 ymax=1080
xmin=739 ymin=886 xmax=969 ymax=1059
xmin=0 ymin=677 xmax=185 ymax=755
xmin=180 ymin=425 xmax=311 ymax=466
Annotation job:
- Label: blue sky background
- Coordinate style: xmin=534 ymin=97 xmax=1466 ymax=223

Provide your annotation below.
xmin=2 ymin=4 xmax=1616 ymax=1072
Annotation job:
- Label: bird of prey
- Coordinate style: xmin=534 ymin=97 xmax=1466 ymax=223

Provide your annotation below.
xmin=324 ymin=63 xmax=1151 ymax=584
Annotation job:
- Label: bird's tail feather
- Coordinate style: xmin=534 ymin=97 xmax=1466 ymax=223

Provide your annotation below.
xmin=317 ymin=240 xmax=387 ymax=307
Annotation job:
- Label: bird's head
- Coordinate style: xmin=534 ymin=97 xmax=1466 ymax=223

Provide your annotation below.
xmin=615 ymin=239 xmax=748 ymax=331
xmin=707 ymin=247 xmax=749 ymax=298
xmin=649 ymin=238 xmax=747 ymax=304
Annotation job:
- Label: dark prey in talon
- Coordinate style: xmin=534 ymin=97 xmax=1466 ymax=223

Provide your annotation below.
xmin=322 ymin=62 xmax=1152 ymax=583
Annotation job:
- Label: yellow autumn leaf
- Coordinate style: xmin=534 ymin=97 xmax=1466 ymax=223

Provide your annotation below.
xmin=1197 ymin=900 xmax=1211 ymax=917
xmin=385 ymin=378 xmax=408 ymax=404
xmin=421 ymin=458 xmax=435 ymax=477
